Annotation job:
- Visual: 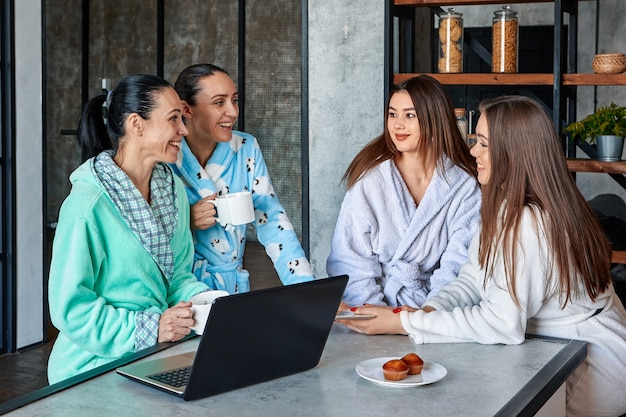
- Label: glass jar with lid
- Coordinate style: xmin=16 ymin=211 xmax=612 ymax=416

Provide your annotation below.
xmin=492 ymin=6 xmax=519 ymax=73
xmin=438 ymin=8 xmax=463 ymax=73
xmin=454 ymin=108 xmax=468 ymax=143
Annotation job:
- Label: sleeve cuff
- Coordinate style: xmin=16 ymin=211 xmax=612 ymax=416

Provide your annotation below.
xmin=400 ymin=310 xmax=424 ymax=344
xmin=134 ymin=311 xmax=160 ymax=351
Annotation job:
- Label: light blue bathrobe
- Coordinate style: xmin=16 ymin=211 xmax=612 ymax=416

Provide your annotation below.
xmin=170 ymin=131 xmax=314 ymax=293
xmin=326 ymin=157 xmax=481 ymax=308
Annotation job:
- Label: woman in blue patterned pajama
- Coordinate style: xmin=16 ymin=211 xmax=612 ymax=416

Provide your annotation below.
xmin=171 ymin=63 xmax=315 ymax=294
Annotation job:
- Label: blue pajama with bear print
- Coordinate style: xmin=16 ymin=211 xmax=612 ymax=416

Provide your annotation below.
xmin=170 ymin=131 xmax=315 ymax=293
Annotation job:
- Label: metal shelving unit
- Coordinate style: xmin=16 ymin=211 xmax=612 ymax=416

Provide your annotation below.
xmin=386 ymin=0 xmax=626 ymax=263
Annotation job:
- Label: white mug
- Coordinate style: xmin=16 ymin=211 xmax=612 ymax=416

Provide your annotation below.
xmin=189 ymin=290 xmax=229 ymax=335
xmin=212 ymin=191 xmax=255 ymax=227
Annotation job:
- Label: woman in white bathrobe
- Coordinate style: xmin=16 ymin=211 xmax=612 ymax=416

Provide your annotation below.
xmin=342 ymin=96 xmax=626 ymax=417
xmin=327 ymin=75 xmax=481 ymax=308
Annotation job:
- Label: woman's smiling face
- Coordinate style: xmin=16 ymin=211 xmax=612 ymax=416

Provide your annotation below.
xmin=470 ymin=114 xmax=491 ymax=185
xmin=140 ymin=86 xmax=188 ymax=164
xmin=387 ymin=91 xmax=422 ymax=156
xmin=186 ymin=72 xmax=239 ymax=145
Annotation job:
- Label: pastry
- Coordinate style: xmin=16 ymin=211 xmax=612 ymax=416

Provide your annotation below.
xmin=382 ymin=359 xmax=409 ymax=381
xmin=401 ymin=353 xmax=424 ymax=375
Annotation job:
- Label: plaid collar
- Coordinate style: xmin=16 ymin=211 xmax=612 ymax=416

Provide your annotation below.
xmin=93 ymin=151 xmax=177 ymax=282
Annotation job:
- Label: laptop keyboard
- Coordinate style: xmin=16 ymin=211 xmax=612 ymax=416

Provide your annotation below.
xmin=148 ymin=366 xmax=192 ymax=388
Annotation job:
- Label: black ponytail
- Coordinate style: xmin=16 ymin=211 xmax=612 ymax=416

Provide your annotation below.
xmin=77 ymin=94 xmax=111 ymax=163
xmin=77 ymin=74 xmax=172 ymax=162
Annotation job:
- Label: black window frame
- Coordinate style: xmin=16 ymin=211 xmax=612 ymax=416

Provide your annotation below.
xmin=1 ymin=0 xmax=16 ymax=355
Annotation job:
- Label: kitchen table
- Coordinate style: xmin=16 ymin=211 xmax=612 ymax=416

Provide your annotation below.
xmin=1 ymin=325 xmax=585 ymax=416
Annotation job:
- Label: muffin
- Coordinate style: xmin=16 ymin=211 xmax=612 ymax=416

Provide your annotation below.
xmin=401 ymin=353 xmax=424 ymax=375
xmin=382 ymin=359 xmax=409 ymax=381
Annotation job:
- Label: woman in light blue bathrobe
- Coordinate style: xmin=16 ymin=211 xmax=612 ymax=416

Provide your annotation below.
xmin=171 ymin=64 xmax=314 ymax=294
xmin=327 ymin=75 xmax=481 ymax=308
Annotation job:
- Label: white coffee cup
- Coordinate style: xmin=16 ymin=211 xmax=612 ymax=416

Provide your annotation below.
xmin=212 ymin=191 xmax=255 ymax=227
xmin=189 ymin=290 xmax=229 ymax=335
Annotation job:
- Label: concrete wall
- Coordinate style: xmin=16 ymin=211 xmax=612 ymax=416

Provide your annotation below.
xmin=15 ymin=0 xmax=44 ymax=348
xmin=307 ymin=0 xmax=385 ymax=276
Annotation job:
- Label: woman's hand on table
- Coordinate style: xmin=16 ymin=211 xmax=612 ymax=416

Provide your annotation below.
xmin=336 ymin=305 xmax=407 ymax=335
xmin=335 ymin=304 xmax=434 ymax=335
xmin=158 ymin=301 xmax=194 ymax=342
xmin=191 ymin=194 xmax=218 ymax=230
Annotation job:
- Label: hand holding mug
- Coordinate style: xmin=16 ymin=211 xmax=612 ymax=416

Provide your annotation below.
xmin=192 ymin=191 xmax=254 ymax=231
xmin=189 ymin=290 xmax=230 ymax=335
xmin=158 ymin=301 xmax=194 ymax=342
xmin=191 ymin=194 xmax=218 ymax=230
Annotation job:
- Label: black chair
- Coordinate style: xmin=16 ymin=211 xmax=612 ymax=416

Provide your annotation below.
xmin=588 ymin=194 xmax=626 ymax=305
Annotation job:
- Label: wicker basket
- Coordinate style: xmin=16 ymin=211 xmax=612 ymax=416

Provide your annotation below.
xmin=592 ymin=53 xmax=626 ymax=74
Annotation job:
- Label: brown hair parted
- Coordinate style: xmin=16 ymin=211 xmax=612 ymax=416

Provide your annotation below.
xmin=174 ymin=63 xmax=230 ymax=106
xmin=477 ymin=95 xmax=611 ymax=307
xmin=342 ymin=75 xmax=477 ymax=188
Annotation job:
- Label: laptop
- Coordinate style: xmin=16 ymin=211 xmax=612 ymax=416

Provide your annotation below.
xmin=116 ymin=275 xmax=348 ymax=401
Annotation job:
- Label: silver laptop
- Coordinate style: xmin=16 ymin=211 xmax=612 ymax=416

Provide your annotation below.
xmin=116 ymin=275 xmax=348 ymax=401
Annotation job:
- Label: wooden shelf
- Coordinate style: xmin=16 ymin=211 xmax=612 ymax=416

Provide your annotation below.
xmin=563 ymin=74 xmax=626 ymax=86
xmin=393 ymin=73 xmax=554 ymax=85
xmin=612 ymin=251 xmax=626 ymax=264
xmin=394 ymin=73 xmax=626 ymax=87
xmin=394 ymin=0 xmax=552 ymax=5
xmin=566 ymin=159 xmax=626 ymax=174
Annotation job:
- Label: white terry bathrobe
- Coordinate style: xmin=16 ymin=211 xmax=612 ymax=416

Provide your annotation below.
xmin=326 ymin=157 xmax=481 ymax=307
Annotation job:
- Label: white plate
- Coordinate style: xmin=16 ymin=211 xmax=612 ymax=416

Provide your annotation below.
xmin=355 ymin=357 xmax=447 ymax=387
xmin=335 ymin=311 xmax=377 ymax=320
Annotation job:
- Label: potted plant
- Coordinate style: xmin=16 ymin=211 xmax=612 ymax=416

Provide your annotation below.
xmin=564 ymin=102 xmax=626 ymax=162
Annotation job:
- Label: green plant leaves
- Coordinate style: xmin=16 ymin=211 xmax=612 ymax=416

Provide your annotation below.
xmin=564 ymin=102 xmax=626 ymax=144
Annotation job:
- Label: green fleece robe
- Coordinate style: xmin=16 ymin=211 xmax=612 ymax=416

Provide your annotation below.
xmin=47 ymin=160 xmax=208 ymax=384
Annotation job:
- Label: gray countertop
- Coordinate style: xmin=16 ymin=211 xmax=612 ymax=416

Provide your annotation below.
xmin=2 ymin=325 xmax=585 ymax=416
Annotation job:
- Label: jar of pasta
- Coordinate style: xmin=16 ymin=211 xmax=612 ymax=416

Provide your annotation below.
xmin=438 ymin=8 xmax=463 ymax=73
xmin=492 ymin=6 xmax=518 ymax=73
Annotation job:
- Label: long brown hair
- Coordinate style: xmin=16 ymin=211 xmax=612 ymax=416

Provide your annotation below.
xmin=343 ymin=75 xmax=477 ymax=188
xmin=477 ymin=95 xmax=611 ymax=307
